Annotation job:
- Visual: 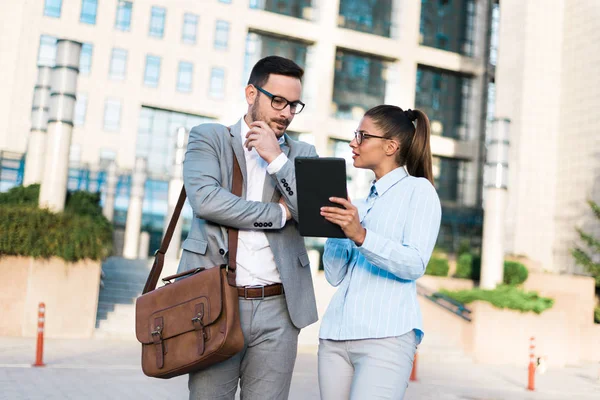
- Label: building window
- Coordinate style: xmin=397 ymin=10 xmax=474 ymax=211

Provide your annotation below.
xmin=177 ymin=62 xmax=193 ymax=92
xmin=136 ymin=106 xmax=215 ymax=175
xmin=74 ymin=93 xmax=88 ymax=126
xmin=149 ymin=6 xmax=166 ymax=38
xmin=249 ymin=0 xmax=312 ymax=20
xmin=38 ymin=35 xmax=57 ymax=67
xmin=182 ymin=13 xmax=198 ymax=44
xmin=103 ymin=98 xmax=121 ymax=131
xmin=489 ymin=2 xmax=500 ymax=66
xmin=115 ymin=1 xmax=133 ymax=31
xmin=332 ymin=49 xmax=387 ymax=119
xmin=144 ymin=55 xmax=161 ymax=87
xmin=109 ymin=48 xmax=128 ymax=80
xmin=44 ymin=0 xmax=62 ymax=18
xmin=432 ymin=156 xmax=466 ymax=203
xmin=209 ymin=68 xmax=225 ymax=98
xmin=80 ymin=0 xmax=98 ymax=24
xmin=219 ymin=0 xmax=232 ymax=3
xmin=338 ymin=0 xmax=392 ymax=37
xmin=214 ymin=20 xmax=229 ymax=50
xmin=415 ymin=65 xmax=471 ymax=140
xmin=79 ymin=43 xmax=93 ymax=75
xmin=419 ymin=0 xmax=476 ymax=56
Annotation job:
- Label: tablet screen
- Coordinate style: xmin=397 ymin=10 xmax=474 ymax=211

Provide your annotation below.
xmin=295 ymin=157 xmax=347 ymax=238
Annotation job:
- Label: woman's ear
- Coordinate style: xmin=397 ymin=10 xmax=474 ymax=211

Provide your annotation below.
xmin=385 ymin=140 xmax=400 ymax=156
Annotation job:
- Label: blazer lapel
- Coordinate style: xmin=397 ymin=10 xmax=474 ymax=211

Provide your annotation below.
xmin=229 ymin=120 xmax=248 ymax=196
xmin=262 ymin=134 xmax=290 ymax=202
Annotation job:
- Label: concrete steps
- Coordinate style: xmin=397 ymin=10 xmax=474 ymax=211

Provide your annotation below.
xmin=94 ymin=257 xmax=151 ymax=340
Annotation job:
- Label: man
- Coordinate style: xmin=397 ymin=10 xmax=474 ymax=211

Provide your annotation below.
xmin=178 ymin=56 xmax=318 ymax=399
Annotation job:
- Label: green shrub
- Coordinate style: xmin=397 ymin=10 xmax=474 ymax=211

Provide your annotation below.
xmin=0 ymin=184 xmax=39 ymax=206
xmin=0 ymin=186 xmax=112 ymax=262
xmin=453 ymin=253 xmax=527 ymax=285
xmin=595 ymin=307 xmax=600 ymax=324
xmin=503 ymin=261 xmax=529 ymax=285
xmin=455 ymin=253 xmax=473 ymax=279
xmin=425 ymin=256 xmax=449 ymax=277
xmin=440 ymin=285 xmax=554 ymax=314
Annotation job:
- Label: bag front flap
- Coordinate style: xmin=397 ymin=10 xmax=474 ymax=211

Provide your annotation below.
xmin=135 ymin=266 xmax=224 ymax=344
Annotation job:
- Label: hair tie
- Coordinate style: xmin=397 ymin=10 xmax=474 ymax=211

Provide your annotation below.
xmin=404 ymin=109 xmax=417 ymax=122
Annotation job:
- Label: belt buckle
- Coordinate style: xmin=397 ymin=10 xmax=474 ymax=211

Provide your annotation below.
xmin=244 ymin=285 xmax=265 ymax=300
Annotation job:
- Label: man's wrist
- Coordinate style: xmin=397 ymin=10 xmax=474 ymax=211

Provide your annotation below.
xmin=266 ymin=152 xmax=287 ymax=174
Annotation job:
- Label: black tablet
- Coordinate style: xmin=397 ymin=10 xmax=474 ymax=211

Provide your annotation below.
xmin=295 ymin=157 xmax=348 ymax=238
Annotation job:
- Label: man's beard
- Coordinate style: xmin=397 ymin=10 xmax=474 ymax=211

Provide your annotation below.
xmin=249 ymin=103 xmax=289 ymax=138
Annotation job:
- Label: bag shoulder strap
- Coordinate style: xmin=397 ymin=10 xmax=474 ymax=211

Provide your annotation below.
xmin=142 ymin=126 xmax=242 ymax=294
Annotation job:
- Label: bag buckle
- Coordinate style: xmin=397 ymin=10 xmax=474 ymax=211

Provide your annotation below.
xmin=244 ymin=285 xmax=265 ymax=300
xmin=151 ymin=325 xmax=163 ymax=339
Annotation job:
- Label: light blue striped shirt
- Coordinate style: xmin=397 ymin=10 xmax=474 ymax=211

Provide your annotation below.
xmin=319 ymin=167 xmax=442 ymax=344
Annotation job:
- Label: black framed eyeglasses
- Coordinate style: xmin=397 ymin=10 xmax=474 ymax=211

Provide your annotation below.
xmin=255 ymin=86 xmax=305 ymax=115
xmin=354 ymin=130 xmax=389 ymax=145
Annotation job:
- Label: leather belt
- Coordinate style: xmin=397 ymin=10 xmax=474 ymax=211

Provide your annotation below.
xmin=237 ymin=283 xmax=284 ymax=299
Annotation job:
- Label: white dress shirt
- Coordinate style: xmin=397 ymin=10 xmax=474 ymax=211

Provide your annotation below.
xmin=236 ymin=116 xmax=288 ymax=286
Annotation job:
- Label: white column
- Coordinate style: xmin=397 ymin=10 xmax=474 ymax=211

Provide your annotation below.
xmin=480 ymin=118 xmax=510 ymax=289
xmin=123 ymin=157 xmax=147 ymax=259
xmin=23 ymin=66 xmax=52 ymax=186
xmin=138 ymin=231 xmax=151 ymax=259
xmin=38 ymin=40 xmax=82 ymax=212
xmin=164 ymin=127 xmax=188 ymax=261
xmin=102 ymin=161 xmax=118 ymax=222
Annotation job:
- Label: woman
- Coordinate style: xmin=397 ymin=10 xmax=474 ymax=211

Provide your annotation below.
xmin=318 ymin=105 xmax=442 ymax=400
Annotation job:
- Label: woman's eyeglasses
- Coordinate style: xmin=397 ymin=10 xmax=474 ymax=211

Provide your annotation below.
xmin=354 ymin=130 xmax=389 ymax=145
xmin=255 ymin=86 xmax=305 ymax=115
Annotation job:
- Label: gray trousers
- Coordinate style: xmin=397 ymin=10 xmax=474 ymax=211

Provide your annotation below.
xmin=189 ymin=295 xmax=299 ymax=400
xmin=318 ymin=331 xmax=417 ymax=400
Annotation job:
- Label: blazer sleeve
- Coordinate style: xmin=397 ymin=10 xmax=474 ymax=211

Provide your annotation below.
xmin=183 ymin=124 xmax=284 ymax=230
xmin=269 ymin=144 xmax=318 ymax=223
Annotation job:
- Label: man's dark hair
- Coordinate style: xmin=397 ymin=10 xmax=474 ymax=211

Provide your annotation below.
xmin=247 ymin=56 xmax=304 ymax=87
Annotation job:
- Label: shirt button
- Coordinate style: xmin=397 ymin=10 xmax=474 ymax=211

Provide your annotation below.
xmin=268 ymin=222 xmax=273 ymax=227
xmin=283 ymin=182 xmax=289 ymax=188
xmin=281 ymin=179 xmax=287 ymax=184
xmin=254 ymin=222 xmax=259 ymax=227
xmin=219 ymin=249 xmax=225 ymax=255
xmin=288 ymin=191 xmax=294 ymax=195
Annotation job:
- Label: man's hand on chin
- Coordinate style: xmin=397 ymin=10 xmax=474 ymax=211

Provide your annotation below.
xmin=244 ymin=121 xmax=283 ymax=163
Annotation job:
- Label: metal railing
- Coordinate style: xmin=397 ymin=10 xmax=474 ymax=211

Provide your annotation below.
xmin=416 ymin=282 xmax=472 ymax=321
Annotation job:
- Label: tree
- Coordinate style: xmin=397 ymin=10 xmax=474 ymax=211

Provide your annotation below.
xmin=571 ymin=200 xmax=600 ymax=288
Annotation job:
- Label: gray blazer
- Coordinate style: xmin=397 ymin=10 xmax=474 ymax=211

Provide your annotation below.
xmin=177 ymin=119 xmax=319 ymax=329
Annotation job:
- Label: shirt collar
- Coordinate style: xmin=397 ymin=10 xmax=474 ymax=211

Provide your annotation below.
xmin=372 ymin=166 xmax=409 ymax=197
xmin=241 ymin=116 xmax=285 ymax=146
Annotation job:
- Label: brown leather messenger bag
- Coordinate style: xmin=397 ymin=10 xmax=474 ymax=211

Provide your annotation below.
xmin=135 ymin=154 xmax=244 ymax=379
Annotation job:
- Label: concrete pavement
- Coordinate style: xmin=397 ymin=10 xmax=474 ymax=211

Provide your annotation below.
xmin=0 ymin=337 xmax=598 ymax=400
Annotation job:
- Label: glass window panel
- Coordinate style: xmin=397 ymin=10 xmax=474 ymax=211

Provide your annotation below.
xmin=74 ymin=93 xmax=88 ymax=126
xmin=209 ymin=68 xmax=225 ymax=99
xmin=182 ymin=13 xmax=198 ymax=44
xmin=109 ymin=48 xmax=128 ymax=80
xmin=338 ymin=0 xmax=392 ymax=37
xmin=250 ymin=0 xmax=312 ymax=20
xmin=177 ymin=61 xmax=193 ymax=92
xmin=214 ymin=20 xmax=230 ymax=50
xmin=38 ymin=35 xmax=57 ymax=67
xmin=44 ymin=0 xmax=62 ymax=18
xmin=144 ymin=55 xmax=161 ymax=87
xmin=80 ymin=0 xmax=98 ymax=24
xmin=415 ymin=65 xmax=471 ymax=140
xmin=115 ymin=1 xmax=133 ymax=31
xmin=419 ymin=0 xmax=476 ymax=56
xmin=333 ymin=49 xmax=387 ymax=119
xmin=79 ymin=43 xmax=93 ymax=75
xmin=149 ymin=6 xmax=166 ymax=38
xmin=103 ymin=98 xmax=121 ymax=132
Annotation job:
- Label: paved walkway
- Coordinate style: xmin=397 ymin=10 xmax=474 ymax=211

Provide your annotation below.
xmin=1 ymin=337 xmax=598 ymax=400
